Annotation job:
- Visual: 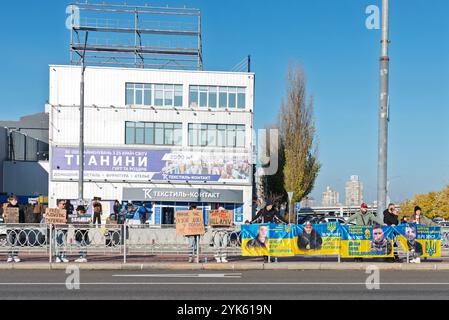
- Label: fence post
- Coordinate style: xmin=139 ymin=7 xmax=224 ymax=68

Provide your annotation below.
xmin=123 ymin=225 xmax=127 ymax=264
xmin=48 ymin=224 xmax=52 ymax=264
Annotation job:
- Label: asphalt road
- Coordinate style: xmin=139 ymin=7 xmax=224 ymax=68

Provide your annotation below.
xmin=1 ymin=269 xmax=449 ymax=300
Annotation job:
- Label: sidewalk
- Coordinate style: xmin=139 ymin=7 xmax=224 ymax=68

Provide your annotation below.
xmin=1 ymin=261 xmax=449 ymax=271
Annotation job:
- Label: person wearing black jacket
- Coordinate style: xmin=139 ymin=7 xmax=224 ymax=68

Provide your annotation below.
xmin=383 ymin=203 xmax=399 ymax=226
xmin=250 ymin=200 xmax=288 ymax=224
xmin=383 ymin=203 xmax=400 ymax=262
xmin=6 ymin=195 xmax=25 ymax=263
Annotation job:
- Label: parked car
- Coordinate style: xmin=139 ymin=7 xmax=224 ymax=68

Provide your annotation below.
xmin=318 ymin=217 xmax=347 ymax=225
xmin=438 ymin=221 xmax=449 ymax=227
xmin=297 ymin=214 xmax=324 ymax=225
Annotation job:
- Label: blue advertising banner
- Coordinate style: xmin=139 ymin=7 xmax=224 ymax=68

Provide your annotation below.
xmin=51 ymin=147 xmax=251 ymax=183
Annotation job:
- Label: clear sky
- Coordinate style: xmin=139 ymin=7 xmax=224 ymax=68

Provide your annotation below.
xmin=0 ymin=0 xmax=448 ymax=204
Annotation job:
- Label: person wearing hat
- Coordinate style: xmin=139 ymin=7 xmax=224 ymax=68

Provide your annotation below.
xmin=345 ymin=203 xmax=384 ymax=226
xmin=250 ymin=200 xmax=288 ymax=225
xmin=72 ymin=205 xmax=91 ymax=263
xmin=409 ymin=206 xmax=438 ymax=227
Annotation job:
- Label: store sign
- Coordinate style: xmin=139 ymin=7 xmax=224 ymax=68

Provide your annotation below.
xmin=51 ymin=147 xmax=251 ymax=184
xmin=123 ymin=188 xmax=243 ymax=203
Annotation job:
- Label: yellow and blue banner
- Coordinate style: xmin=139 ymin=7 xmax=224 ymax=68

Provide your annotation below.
xmin=340 ymin=225 xmax=394 ymax=258
xmin=241 ymin=223 xmax=294 ymax=257
xmin=292 ymin=223 xmax=341 ymax=255
xmin=395 ymin=223 xmax=441 ymax=258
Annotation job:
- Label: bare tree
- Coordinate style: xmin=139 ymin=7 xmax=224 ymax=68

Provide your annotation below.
xmin=279 ymin=64 xmax=321 ymax=218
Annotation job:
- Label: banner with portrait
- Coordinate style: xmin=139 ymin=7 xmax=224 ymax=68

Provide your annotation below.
xmin=340 ymin=225 xmax=395 ymax=258
xmin=293 ymin=223 xmax=342 ymax=255
xmin=242 ymin=224 xmax=294 ymax=257
xmin=395 ymin=223 xmax=441 ymax=258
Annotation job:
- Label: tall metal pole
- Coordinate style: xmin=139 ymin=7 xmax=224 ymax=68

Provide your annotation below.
xmin=377 ymin=0 xmax=390 ymax=219
xmin=78 ymin=32 xmax=88 ymax=204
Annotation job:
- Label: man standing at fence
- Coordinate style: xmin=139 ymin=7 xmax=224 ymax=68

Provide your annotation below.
xmin=5 ymin=195 xmax=25 ymax=263
xmin=211 ymin=207 xmax=233 ymax=263
xmin=92 ymin=200 xmax=103 ymax=227
xmin=383 ymin=203 xmax=400 ymax=262
xmin=52 ymin=199 xmax=69 ymax=263
xmin=73 ymin=205 xmax=90 ymax=263
xmin=187 ymin=205 xmax=200 ymax=263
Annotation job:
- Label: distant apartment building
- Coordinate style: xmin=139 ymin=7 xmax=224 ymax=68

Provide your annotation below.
xmin=345 ymin=175 xmax=363 ymax=206
xmin=322 ymin=186 xmax=340 ymax=206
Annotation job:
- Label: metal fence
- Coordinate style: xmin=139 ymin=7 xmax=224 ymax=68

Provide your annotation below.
xmin=0 ymin=223 xmax=448 ymax=263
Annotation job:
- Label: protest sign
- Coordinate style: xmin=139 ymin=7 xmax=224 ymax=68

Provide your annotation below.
xmin=3 ymin=207 xmax=19 ymax=223
xmin=293 ymin=222 xmax=341 ymax=255
xmin=45 ymin=208 xmax=67 ymax=225
xmin=241 ymin=223 xmax=294 ymax=257
xmin=395 ymin=223 xmax=441 ymax=258
xmin=209 ymin=210 xmax=233 ymax=227
xmin=175 ymin=209 xmax=205 ymax=236
xmin=340 ymin=225 xmax=394 ymax=258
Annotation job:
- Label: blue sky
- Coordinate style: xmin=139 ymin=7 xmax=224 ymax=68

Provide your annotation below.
xmin=0 ymin=0 xmax=448 ymax=204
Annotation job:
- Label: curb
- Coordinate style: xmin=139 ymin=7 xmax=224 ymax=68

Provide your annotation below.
xmin=0 ymin=262 xmax=448 ymax=271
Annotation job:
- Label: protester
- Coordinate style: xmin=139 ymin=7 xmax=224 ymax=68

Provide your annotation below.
xmin=5 ymin=195 xmax=25 ymax=263
xmin=383 ymin=203 xmax=399 ymax=226
xmin=92 ymin=200 xmax=103 ymax=227
xmin=187 ymin=205 xmax=200 ymax=263
xmin=251 ymin=200 xmax=288 ymax=224
xmin=410 ymin=206 xmax=439 ymax=227
xmin=53 ymin=199 xmax=69 ymax=263
xmin=346 ymin=203 xmax=384 ymax=262
xmin=346 ymin=203 xmax=384 ymax=226
xmin=400 ymin=217 xmax=408 ymax=224
xmin=113 ymin=200 xmax=121 ymax=221
xmin=64 ymin=200 xmax=74 ymax=216
xmin=73 ymin=205 xmax=90 ymax=263
xmin=32 ymin=198 xmax=44 ymax=223
xmin=210 ymin=207 xmax=233 ymax=263
xmin=383 ymin=203 xmax=400 ymax=261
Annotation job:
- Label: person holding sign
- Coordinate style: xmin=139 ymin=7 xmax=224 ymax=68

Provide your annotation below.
xmin=73 ymin=205 xmax=90 ymax=263
xmin=50 ymin=200 xmax=69 ymax=263
xmin=209 ymin=207 xmax=234 ymax=263
xmin=186 ymin=205 xmax=203 ymax=263
xmin=5 ymin=195 xmax=25 ymax=263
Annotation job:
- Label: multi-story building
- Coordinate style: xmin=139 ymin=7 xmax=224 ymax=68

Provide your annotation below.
xmin=47 ymin=65 xmax=255 ymax=225
xmin=322 ymin=186 xmax=340 ymax=206
xmin=345 ymin=175 xmax=364 ymax=206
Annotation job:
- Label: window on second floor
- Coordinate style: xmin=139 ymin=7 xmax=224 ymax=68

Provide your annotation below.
xmin=125 ymin=121 xmax=182 ymax=146
xmin=126 ymin=83 xmax=183 ymax=107
xmin=189 ymin=86 xmax=246 ymax=110
xmin=188 ymin=123 xmax=245 ymax=148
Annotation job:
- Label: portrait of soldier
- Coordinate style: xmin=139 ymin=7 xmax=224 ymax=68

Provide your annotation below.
xmin=246 ymin=224 xmax=269 ymax=249
xmin=297 ymin=221 xmax=322 ymax=251
xmin=370 ymin=226 xmax=392 ymax=255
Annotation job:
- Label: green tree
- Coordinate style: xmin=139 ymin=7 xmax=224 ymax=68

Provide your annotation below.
xmin=400 ymin=185 xmax=449 ymax=220
xmin=279 ymin=64 xmax=321 ymax=212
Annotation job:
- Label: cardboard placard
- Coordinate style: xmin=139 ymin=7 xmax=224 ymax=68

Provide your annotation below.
xmin=175 ymin=210 xmax=205 ymax=236
xmin=209 ymin=210 xmax=233 ymax=227
xmin=3 ymin=208 xmax=19 ymax=223
xmin=45 ymin=208 xmax=67 ymax=225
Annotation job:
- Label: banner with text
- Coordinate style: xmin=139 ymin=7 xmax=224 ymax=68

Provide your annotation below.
xmin=395 ymin=223 xmax=441 ymax=258
xmin=292 ymin=223 xmax=341 ymax=255
xmin=52 ymin=147 xmax=251 ymax=183
xmin=340 ymin=225 xmax=395 ymax=258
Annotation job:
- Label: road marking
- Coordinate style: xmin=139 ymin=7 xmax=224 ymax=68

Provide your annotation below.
xmin=112 ymin=273 xmax=242 ymax=278
xmin=2 ymin=282 xmax=449 ymax=286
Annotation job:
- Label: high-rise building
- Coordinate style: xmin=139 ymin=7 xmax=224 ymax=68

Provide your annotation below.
xmin=345 ymin=175 xmax=364 ymax=206
xmin=322 ymin=186 xmax=340 ymax=206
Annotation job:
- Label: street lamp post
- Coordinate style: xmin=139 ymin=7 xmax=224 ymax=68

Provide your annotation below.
xmin=78 ymin=32 xmax=89 ymax=204
xmin=377 ymin=0 xmax=390 ymax=220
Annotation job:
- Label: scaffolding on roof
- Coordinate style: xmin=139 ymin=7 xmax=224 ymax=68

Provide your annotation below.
xmin=68 ymin=2 xmax=203 ymax=70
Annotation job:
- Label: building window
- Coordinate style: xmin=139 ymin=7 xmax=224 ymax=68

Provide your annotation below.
xmin=126 ymin=83 xmax=183 ymax=107
xmin=189 ymin=86 xmax=246 ymax=109
xmin=188 ymin=123 xmax=245 ymax=148
xmin=126 ymin=122 xmax=182 ymax=146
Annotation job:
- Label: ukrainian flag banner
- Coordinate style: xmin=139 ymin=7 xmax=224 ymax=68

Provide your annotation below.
xmin=292 ymin=223 xmax=342 ymax=255
xmin=395 ymin=223 xmax=441 ymax=258
xmin=340 ymin=225 xmax=394 ymax=258
xmin=241 ymin=224 xmax=294 ymax=257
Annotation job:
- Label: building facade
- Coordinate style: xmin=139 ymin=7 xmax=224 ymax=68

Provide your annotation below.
xmin=345 ymin=175 xmax=364 ymax=206
xmin=47 ymin=65 xmax=255 ymax=224
xmin=322 ymin=186 xmax=340 ymax=206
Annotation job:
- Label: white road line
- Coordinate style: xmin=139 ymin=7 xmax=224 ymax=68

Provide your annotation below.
xmin=1 ymin=282 xmax=449 ymax=286
xmin=112 ymin=273 xmax=242 ymax=278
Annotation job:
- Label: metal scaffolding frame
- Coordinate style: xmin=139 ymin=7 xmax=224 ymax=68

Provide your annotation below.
xmin=69 ymin=2 xmax=203 ymax=70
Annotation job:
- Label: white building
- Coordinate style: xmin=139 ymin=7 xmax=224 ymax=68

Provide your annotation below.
xmin=345 ymin=175 xmax=364 ymax=206
xmin=47 ymin=65 xmax=255 ymax=225
xmin=322 ymin=186 xmax=340 ymax=206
